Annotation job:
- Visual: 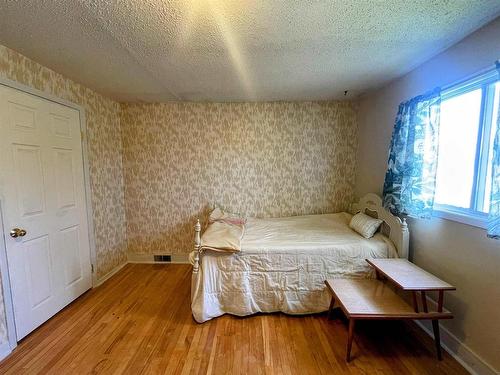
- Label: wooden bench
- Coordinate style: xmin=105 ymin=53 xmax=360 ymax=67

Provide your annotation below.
xmin=325 ymin=259 xmax=455 ymax=362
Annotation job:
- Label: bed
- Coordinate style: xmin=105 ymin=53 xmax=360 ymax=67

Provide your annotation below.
xmin=190 ymin=194 xmax=409 ymax=323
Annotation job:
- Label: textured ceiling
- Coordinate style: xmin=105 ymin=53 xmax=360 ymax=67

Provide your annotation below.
xmin=0 ymin=1 xmax=499 ymax=102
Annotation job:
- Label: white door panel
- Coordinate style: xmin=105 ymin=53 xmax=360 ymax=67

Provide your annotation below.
xmin=0 ymin=85 xmax=92 ymax=340
xmin=25 ymin=235 xmax=52 ymax=308
xmin=61 ymin=225 xmax=82 ymax=286
xmin=13 ymin=144 xmax=46 ymax=216
xmin=53 ymin=148 xmax=77 ymax=210
xmin=9 ymin=101 xmax=37 ymax=131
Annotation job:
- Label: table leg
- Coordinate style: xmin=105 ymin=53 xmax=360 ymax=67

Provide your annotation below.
xmin=328 ymin=296 xmax=336 ymax=320
xmin=412 ymin=291 xmax=419 ymax=313
xmin=432 ymin=320 xmax=443 ymax=361
xmin=421 ymin=291 xmax=428 ymax=313
xmin=346 ymin=319 xmax=356 ymax=362
xmin=437 ymin=291 xmax=444 ymax=313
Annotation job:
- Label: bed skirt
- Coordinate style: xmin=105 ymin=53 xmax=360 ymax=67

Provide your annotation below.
xmin=191 ymin=249 xmax=378 ymax=323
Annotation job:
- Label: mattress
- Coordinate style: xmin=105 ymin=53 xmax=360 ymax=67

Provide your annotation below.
xmin=191 ymin=212 xmax=397 ymax=323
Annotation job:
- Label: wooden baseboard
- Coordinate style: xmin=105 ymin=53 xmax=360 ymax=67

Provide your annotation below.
xmin=94 ymin=261 xmax=128 ymax=287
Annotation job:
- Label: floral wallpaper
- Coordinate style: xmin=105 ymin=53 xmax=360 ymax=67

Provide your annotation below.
xmin=0 ymin=45 xmax=128 ymax=345
xmin=0 ymin=45 xmax=359 ymax=349
xmin=121 ymin=102 xmax=358 ymax=257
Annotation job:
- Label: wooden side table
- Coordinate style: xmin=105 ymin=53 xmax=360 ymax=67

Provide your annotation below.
xmin=325 ymin=259 xmax=455 ymax=362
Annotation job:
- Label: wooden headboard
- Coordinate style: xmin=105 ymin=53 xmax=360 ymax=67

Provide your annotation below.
xmin=351 ymin=193 xmax=409 ymax=259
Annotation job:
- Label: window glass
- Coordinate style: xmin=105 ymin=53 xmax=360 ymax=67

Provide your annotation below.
xmin=434 ymin=89 xmax=482 ymax=209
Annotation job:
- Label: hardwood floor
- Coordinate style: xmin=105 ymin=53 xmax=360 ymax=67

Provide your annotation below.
xmin=0 ymin=263 xmax=469 ymax=375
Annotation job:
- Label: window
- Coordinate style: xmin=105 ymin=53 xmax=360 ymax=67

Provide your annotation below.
xmin=434 ymin=69 xmax=499 ymax=228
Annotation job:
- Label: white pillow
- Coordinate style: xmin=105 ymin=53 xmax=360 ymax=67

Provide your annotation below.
xmin=349 ymin=212 xmax=383 ymax=239
xmin=209 ymin=207 xmax=246 ymax=225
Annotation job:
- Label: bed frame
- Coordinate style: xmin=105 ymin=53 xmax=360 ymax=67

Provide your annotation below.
xmin=192 ymin=193 xmax=409 ymax=274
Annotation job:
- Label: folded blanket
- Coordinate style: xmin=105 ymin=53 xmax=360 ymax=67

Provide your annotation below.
xmin=200 ymin=208 xmax=246 ymax=253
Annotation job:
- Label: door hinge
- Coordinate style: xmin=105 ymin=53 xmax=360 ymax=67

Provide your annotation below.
xmin=91 ymin=264 xmax=94 ymax=273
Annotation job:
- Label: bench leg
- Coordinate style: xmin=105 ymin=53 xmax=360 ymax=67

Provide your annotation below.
xmin=328 ymin=296 xmax=336 ymax=320
xmin=346 ymin=319 xmax=356 ymax=362
xmin=432 ymin=320 xmax=442 ymax=360
xmin=412 ymin=291 xmax=419 ymax=312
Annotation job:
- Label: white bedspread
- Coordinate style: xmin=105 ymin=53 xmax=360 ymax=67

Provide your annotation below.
xmin=191 ymin=212 xmax=397 ymax=323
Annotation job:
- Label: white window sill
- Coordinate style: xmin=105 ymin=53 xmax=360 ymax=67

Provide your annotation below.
xmin=432 ymin=205 xmax=488 ymax=229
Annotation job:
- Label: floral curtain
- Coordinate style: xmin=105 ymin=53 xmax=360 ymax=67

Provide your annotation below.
xmin=382 ymin=89 xmax=441 ymax=218
xmin=487 ymin=63 xmax=500 ymax=239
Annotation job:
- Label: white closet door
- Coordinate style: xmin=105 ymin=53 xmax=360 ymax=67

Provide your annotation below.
xmin=0 ymin=85 xmax=92 ymax=340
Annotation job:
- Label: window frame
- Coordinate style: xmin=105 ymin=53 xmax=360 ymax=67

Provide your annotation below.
xmin=433 ymin=67 xmax=498 ymax=228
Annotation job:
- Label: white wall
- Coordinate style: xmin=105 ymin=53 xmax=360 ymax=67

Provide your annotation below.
xmin=356 ymin=17 xmax=500 ymax=374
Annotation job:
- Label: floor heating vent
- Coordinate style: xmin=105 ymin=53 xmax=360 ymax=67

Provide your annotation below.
xmin=153 ymin=255 xmax=172 ymax=262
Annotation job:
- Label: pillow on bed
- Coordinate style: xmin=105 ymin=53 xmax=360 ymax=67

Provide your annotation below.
xmin=349 ymin=212 xmax=383 ymax=239
xmin=209 ymin=207 xmax=246 ymax=225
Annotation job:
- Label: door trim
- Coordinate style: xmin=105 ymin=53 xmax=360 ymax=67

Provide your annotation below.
xmin=0 ymin=201 xmax=17 ymax=356
xmin=0 ymin=76 xmax=98 ymax=351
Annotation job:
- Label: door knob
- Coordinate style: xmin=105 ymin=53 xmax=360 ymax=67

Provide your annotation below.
xmin=10 ymin=228 xmax=27 ymax=238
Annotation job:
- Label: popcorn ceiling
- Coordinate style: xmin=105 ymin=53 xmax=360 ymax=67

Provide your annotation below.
xmin=0 ymin=0 xmax=498 ymax=102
